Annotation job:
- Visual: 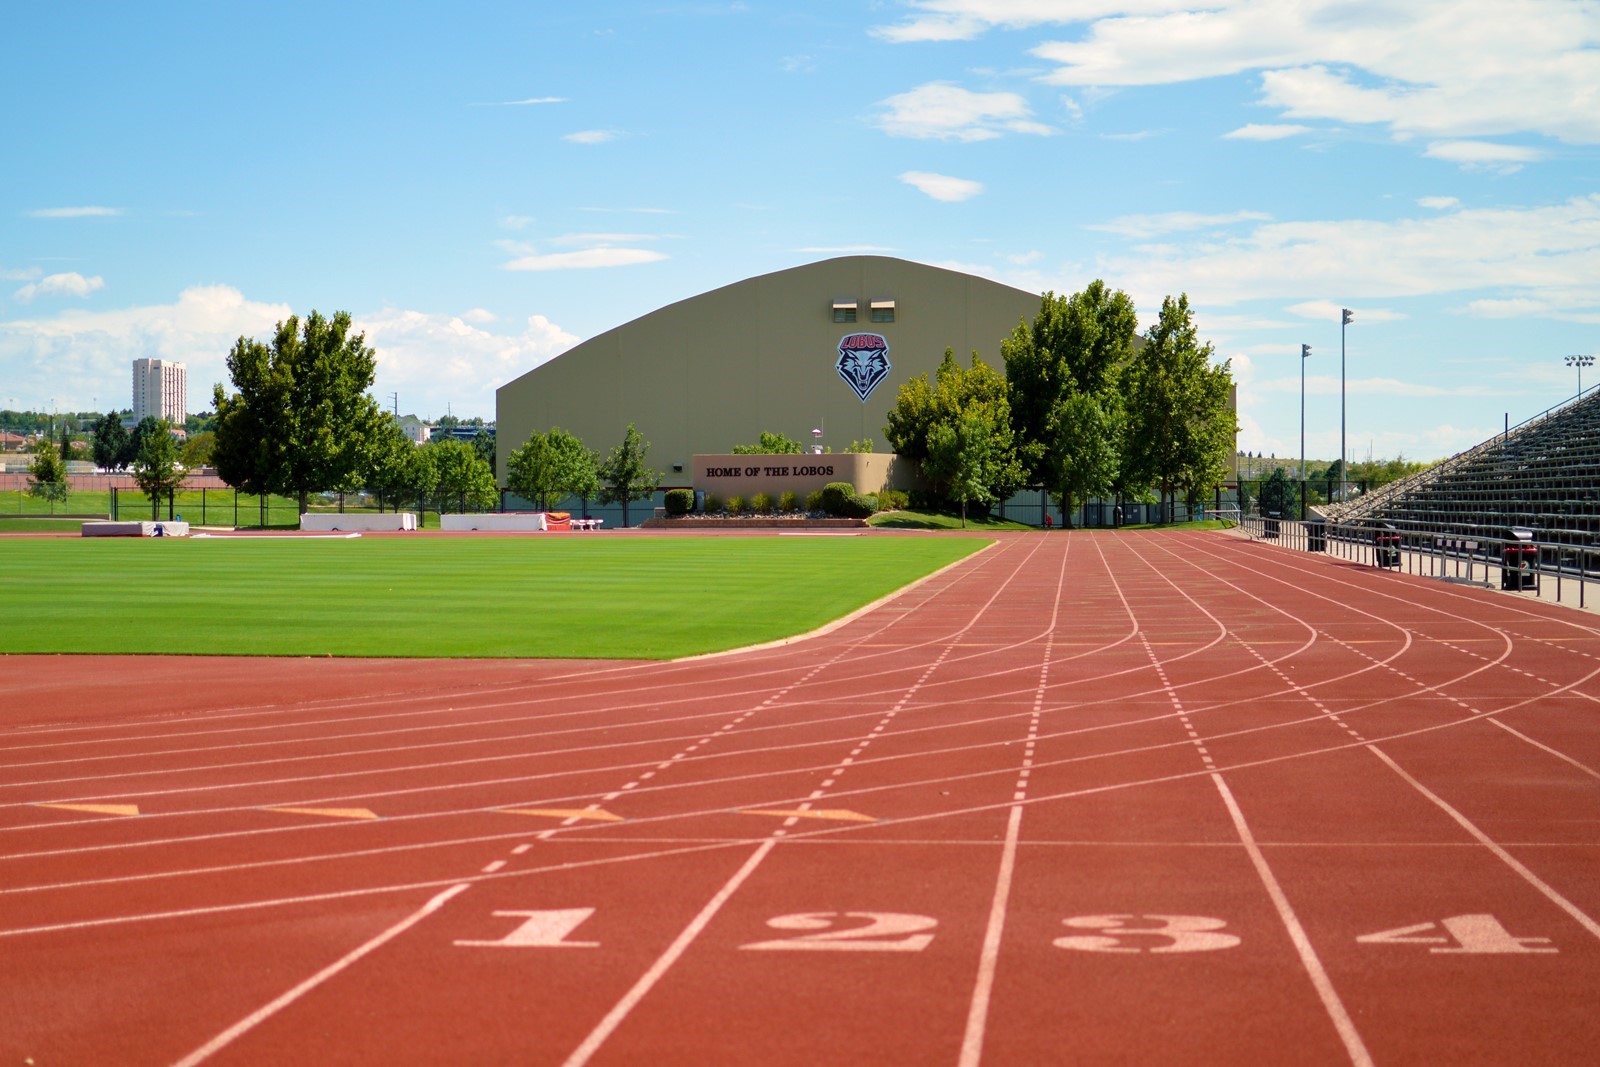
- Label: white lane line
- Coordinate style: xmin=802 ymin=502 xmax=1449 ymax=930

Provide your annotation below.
xmin=1211 ymin=773 xmax=1373 ymax=1067
xmin=171 ymin=882 xmax=469 ymax=1067
xmin=958 ymin=802 xmax=1024 ymax=1067
xmin=1489 ymin=719 xmax=1600 ymax=780
xmin=1368 ymin=745 xmax=1600 ymax=941
xmin=559 ymin=840 xmax=777 ymax=1067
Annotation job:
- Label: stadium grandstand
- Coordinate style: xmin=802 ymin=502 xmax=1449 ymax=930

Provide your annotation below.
xmin=1246 ymin=384 xmax=1599 ymax=608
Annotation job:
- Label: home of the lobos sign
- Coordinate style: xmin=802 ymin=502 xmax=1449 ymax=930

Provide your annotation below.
xmin=692 ymin=453 xmax=902 ymax=499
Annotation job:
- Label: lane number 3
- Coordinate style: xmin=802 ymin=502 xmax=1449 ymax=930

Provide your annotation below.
xmin=1053 ymin=915 xmax=1241 ymax=954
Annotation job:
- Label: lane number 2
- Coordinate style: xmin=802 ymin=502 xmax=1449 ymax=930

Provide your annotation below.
xmin=741 ymin=912 xmax=938 ymax=952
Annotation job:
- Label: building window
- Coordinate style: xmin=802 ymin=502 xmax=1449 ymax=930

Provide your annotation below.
xmin=832 ymin=300 xmax=857 ymax=323
xmin=870 ymin=300 xmax=895 ymax=323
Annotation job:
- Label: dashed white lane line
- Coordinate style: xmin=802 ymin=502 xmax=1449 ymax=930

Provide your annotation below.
xmin=1141 ymin=634 xmax=1217 ymax=771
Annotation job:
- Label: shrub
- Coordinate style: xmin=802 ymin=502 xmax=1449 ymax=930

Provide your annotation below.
xmin=725 ymin=495 xmax=746 ymax=515
xmin=664 ymin=488 xmax=695 ymax=515
xmin=750 ymin=491 xmax=773 ymax=514
xmin=840 ymin=492 xmax=876 ymax=519
xmin=820 ymin=481 xmax=856 ymax=516
xmin=703 ymin=492 xmax=723 ymax=514
xmin=877 ymin=489 xmax=909 ymax=511
xmin=805 ymin=489 xmax=825 ymax=513
xmin=778 ymin=490 xmax=799 ymax=513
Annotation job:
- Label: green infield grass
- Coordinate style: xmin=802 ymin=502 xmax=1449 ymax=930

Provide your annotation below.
xmin=0 ymin=535 xmax=985 ymax=659
xmin=869 ymin=509 xmax=1036 ymax=531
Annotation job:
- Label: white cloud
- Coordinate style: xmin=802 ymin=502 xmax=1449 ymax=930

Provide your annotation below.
xmin=13 ymin=272 xmax=104 ymax=304
xmin=1417 ymin=196 xmax=1460 ymax=210
xmin=2 ymin=266 xmax=43 ymax=282
xmin=1424 ymin=139 xmax=1544 ymax=173
xmin=482 ymin=97 xmax=566 ymax=106
xmin=1098 ymin=195 xmax=1600 ymax=317
xmin=548 ymin=232 xmax=667 ymax=245
xmin=500 ymin=215 xmax=536 ymax=230
xmin=359 ymin=310 xmax=579 ymax=417
xmin=900 ymin=170 xmax=985 ymax=202
xmin=1224 ymin=123 xmax=1313 ymax=141
xmin=1284 ymin=300 xmax=1404 ymax=324
xmin=874 ymin=82 xmax=1055 ymax=141
xmin=461 ymin=308 xmax=497 ymax=324
xmin=25 ymin=206 xmax=122 ymax=218
xmin=0 ymin=285 xmax=291 ymax=413
xmin=0 ymin=286 xmax=583 ymax=419
xmin=1458 ymin=297 xmax=1551 ymax=319
xmin=1089 ymin=210 xmax=1270 ymax=238
xmin=877 ymin=3 xmax=1600 ymax=155
xmin=794 ymin=245 xmax=900 ymax=254
xmin=564 ymin=129 xmax=619 ymax=144
xmin=502 ymin=247 xmax=668 ymax=271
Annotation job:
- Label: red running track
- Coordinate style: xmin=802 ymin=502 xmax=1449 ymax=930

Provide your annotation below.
xmin=3 ymin=529 xmax=1600 ymax=1065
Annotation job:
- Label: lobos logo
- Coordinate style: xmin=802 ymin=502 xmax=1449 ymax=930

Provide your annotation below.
xmin=836 ymin=332 xmax=891 ymax=401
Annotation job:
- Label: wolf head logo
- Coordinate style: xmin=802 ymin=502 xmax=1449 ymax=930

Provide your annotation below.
xmin=836 ymin=333 xmax=891 ymax=402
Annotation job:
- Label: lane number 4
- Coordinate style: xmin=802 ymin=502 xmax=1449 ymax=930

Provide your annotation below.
xmin=1357 ymin=914 xmax=1555 ymax=955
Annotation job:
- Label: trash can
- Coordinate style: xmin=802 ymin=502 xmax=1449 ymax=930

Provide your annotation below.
xmin=1263 ymin=512 xmax=1280 ymax=539
xmin=1306 ymin=519 xmax=1326 ymax=553
xmin=1374 ymin=524 xmax=1401 ymax=568
xmin=1501 ymin=529 xmax=1539 ymax=590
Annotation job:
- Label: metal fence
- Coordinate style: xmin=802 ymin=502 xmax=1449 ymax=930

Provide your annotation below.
xmin=1239 ymin=514 xmax=1597 ymax=611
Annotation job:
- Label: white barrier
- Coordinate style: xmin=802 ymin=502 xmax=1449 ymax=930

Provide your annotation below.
xmin=440 ymin=512 xmax=549 ymax=532
xmin=82 ymin=520 xmax=191 ymax=537
xmin=300 ymin=512 xmax=417 ymax=532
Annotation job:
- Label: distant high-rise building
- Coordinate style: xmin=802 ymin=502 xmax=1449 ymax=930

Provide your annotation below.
xmin=132 ymin=358 xmax=186 ymax=425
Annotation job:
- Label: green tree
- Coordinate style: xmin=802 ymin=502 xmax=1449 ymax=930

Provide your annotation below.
xmin=212 ymin=310 xmax=389 ymax=514
xmin=506 ymin=427 xmax=600 ymax=512
xmin=123 ymin=416 xmax=164 ymax=470
xmin=58 ymin=423 xmax=77 ymax=463
xmin=598 ymin=423 xmax=661 ymax=527
xmin=1122 ymin=294 xmax=1236 ymax=523
xmin=844 ymin=438 xmax=875 ymax=454
xmin=471 ymin=427 xmax=497 ymax=476
xmin=27 ymin=437 xmax=70 ymax=511
xmin=366 ymin=420 xmax=438 ymax=513
xmin=1002 ymin=282 xmax=1137 ymax=525
xmin=429 ymin=437 xmax=496 ymax=514
xmin=730 ymin=431 xmax=806 ymax=455
xmin=179 ymin=431 xmax=215 ymax=469
xmin=131 ymin=419 xmax=185 ymax=520
xmin=1045 ymin=390 xmax=1122 ymax=526
xmin=923 ymin=409 xmax=1000 ymax=527
xmin=1259 ymin=467 xmax=1295 ymax=519
xmin=91 ymin=413 xmax=130 ymax=471
xmin=885 ymin=349 xmax=1024 ymax=509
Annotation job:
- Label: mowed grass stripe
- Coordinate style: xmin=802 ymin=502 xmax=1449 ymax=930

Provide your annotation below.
xmin=0 ymin=536 xmax=984 ymax=659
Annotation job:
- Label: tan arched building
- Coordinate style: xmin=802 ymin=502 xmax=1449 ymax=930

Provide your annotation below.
xmin=495 ymin=256 xmax=1040 ymax=482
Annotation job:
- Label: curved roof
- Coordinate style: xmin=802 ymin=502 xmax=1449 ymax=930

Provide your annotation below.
xmin=496 ymin=256 xmax=1039 ymax=476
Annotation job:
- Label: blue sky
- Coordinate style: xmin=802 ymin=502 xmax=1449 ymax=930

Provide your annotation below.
xmin=4 ymin=1 xmax=1598 ymax=463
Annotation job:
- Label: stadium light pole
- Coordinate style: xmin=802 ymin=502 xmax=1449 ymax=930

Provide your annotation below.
xmin=1300 ymin=344 xmax=1312 ymax=482
xmin=1567 ymin=355 xmax=1595 ymax=400
xmin=1340 ymin=309 xmax=1353 ymax=502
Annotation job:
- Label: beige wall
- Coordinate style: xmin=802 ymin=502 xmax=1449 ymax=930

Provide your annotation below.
xmin=692 ymin=452 xmax=912 ymax=499
xmin=497 ymin=256 xmax=1039 ymax=484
